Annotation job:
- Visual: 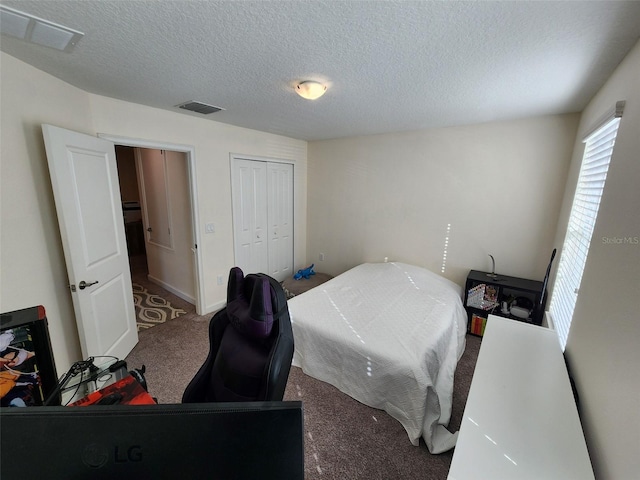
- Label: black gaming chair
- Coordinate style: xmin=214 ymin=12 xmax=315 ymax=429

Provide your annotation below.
xmin=182 ymin=267 xmax=294 ymax=402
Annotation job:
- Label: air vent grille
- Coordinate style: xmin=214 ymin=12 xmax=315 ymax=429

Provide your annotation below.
xmin=176 ymin=101 xmax=224 ymax=115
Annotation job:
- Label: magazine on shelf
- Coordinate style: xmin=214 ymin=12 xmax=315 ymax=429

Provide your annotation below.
xmin=467 ymin=283 xmax=499 ymax=311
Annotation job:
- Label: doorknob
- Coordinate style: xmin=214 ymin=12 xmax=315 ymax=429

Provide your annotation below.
xmin=147 ymin=227 xmax=153 ymax=232
xmin=78 ymin=280 xmax=99 ymax=290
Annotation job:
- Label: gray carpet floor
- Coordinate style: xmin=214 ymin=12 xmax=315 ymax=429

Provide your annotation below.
xmin=125 ymin=301 xmax=481 ymax=479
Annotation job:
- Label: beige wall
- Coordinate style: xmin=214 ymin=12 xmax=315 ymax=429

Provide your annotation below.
xmin=307 ymin=114 xmax=578 ymax=287
xmin=1 ymin=53 xmax=94 ymax=371
xmin=0 ymin=52 xmax=307 ymax=373
xmin=555 ymin=39 xmax=640 ymax=479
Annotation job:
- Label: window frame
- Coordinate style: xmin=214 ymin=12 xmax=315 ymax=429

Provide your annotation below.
xmin=548 ymin=102 xmax=624 ymax=351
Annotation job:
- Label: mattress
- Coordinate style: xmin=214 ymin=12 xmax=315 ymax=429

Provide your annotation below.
xmin=288 ymin=262 xmax=467 ymax=453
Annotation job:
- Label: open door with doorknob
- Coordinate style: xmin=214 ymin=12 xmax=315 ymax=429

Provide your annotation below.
xmin=42 ymin=124 xmax=138 ymax=360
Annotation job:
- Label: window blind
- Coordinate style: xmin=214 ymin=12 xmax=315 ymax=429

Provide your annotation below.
xmin=549 ymin=110 xmax=622 ymax=351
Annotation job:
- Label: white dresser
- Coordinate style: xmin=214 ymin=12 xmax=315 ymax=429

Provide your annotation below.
xmin=448 ymin=315 xmax=594 ymax=480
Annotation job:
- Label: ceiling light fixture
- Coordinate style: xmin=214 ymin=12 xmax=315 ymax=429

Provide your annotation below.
xmin=295 ymin=81 xmax=327 ymax=100
xmin=0 ymin=5 xmax=84 ymax=52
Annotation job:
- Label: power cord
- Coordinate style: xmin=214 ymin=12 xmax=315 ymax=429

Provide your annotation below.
xmin=45 ymin=356 xmax=145 ymax=405
xmin=45 ymin=358 xmax=94 ymax=406
xmin=63 ymin=367 xmax=85 ymax=406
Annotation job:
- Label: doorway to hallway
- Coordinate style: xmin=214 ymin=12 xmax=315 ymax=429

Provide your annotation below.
xmin=115 ymin=145 xmax=198 ymax=330
xmin=116 ymin=146 xmax=197 ymax=304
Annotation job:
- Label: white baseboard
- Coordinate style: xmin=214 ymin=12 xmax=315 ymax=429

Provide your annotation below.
xmin=147 ymin=275 xmax=195 ymax=305
xmin=146 ymin=275 xmax=227 ymax=316
xmin=205 ymin=300 xmax=226 ymax=316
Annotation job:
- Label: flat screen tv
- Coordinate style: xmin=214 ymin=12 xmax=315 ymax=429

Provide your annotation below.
xmin=1 ymin=401 xmax=304 ymax=479
xmin=0 ymin=305 xmax=58 ymax=406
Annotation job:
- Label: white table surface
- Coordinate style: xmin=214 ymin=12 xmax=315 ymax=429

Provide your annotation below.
xmin=448 ymin=315 xmax=594 ymax=480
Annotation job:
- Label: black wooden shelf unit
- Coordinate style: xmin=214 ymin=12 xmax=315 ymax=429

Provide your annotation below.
xmin=463 ymin=270 xmax=547 ymax=337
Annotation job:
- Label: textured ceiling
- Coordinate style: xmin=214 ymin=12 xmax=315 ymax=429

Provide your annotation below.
xmin=2 ymin=1 xmax=640 ymax=141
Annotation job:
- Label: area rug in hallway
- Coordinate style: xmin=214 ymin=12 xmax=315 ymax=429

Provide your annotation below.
xmin=132 ymin=283 xmax=187 ymax=331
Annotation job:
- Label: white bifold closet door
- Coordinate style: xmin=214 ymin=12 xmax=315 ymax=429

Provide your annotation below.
xmin=231 ymin=157 xmax=293 ymax=282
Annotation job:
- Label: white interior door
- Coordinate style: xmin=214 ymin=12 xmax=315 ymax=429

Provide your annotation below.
xmin=137 ymin=148 xmax=173 ymax=249
xmin=231 ymin=158 xmax=268 ymax=275
xmin=267 ymin=162 xmax=293 ymax=281
xmin=42 ymin=124 xmax=138 ymax=360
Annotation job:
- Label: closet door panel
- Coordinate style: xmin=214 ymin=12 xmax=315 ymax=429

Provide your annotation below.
xmin=252 ymin=163 xmax=269 ymax=274
xmin=232 ymin=159 xmax=268 ymax=275
xmin=267 ymin=162 xmax=293 ymax=281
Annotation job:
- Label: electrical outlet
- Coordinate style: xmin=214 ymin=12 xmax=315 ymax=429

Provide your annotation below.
xmin=205 ymin=223 xmax=215 ymax=234
xmin=319 ymin=253 xmax=325 ymax=261
xmin=217 ymin=275 xmax=224 ymax=285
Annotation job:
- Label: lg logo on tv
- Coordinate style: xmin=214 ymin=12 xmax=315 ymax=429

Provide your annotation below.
xmin=82 ymin=443 xmax=142 ymax=468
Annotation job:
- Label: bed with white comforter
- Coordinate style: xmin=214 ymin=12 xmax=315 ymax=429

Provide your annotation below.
xmin=287 ymin=262 xmax=467 ymax=453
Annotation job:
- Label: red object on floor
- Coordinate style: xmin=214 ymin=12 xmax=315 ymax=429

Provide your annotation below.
xmin=69 ymin=375 xmax=156 ymax=406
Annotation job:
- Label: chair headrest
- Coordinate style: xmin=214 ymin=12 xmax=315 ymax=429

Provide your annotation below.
xmin=225 ymin=267 xmax=276 ymax=339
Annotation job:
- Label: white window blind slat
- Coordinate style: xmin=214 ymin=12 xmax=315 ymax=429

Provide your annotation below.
xmin=587 ymin=127 xmax=618 ymax=146
xmin=584 ymin=149 xmax=616 ymax=166
xmin=583 ymin=159 xmax=612 ymax=172
xmin=588 ymin=122 xmax=619 ymax=141
xmin=549 ymin=114 xmax=621 ymax=351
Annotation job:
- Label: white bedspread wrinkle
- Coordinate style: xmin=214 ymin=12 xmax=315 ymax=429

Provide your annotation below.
xmin=288 ymin=262 xmax=467 ymax=453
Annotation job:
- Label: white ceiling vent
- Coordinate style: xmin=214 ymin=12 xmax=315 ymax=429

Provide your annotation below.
xmin=176 ymin=101 xmax=224 ymax=115
xmin=0 ymin=5 xmax=84 ymax=52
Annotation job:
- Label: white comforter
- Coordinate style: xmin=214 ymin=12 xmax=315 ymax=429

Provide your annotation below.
xmin=288 ymin=262 xmax=467 ymax=453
